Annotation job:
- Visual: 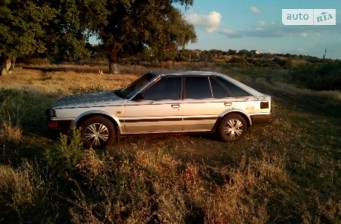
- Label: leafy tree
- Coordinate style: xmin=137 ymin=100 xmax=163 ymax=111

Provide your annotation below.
xmin=0 ymin=0 xmax=109 ymax=73
xmin=0 ymin=0 xmax=57 ymax=75
xmin=0 ymin=0 xmax=196 ymax=75
xmin=42 ymin=0 xmax=106 ymax=61
xmin=93 ymin=0 xmax=197 ymax=73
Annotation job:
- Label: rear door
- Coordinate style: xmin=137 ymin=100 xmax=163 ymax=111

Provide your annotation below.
xmin=181 ymin=76 xmax=232 ymax=132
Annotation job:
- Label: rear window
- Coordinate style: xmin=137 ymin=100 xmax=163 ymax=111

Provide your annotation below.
xmin=215 ymin=76 xmax=251 ymax=97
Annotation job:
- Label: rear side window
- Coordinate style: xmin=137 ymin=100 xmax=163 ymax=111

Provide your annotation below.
xmin=185 ymin=76 xmax=212 ymax=99
xmin=210 ymin=78 xmax=230 ymax=98
xmin=216 ymin=76 xmax=250 ymax=97
xmin=143 ymin=76 xmax=181 ymax=101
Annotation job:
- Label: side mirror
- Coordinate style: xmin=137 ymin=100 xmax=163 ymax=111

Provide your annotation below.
xmin=133 ymin=92 xmax=144 ymax=101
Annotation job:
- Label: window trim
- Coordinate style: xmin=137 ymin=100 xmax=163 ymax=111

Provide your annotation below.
xmin=208 ymin=77 xmax=214 ymax=98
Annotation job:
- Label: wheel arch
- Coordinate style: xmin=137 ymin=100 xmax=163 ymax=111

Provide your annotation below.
xmin=73 ymin=110 xmax=122 ymax=134
xmin=214 ymin=109 xmax=252 ymax=131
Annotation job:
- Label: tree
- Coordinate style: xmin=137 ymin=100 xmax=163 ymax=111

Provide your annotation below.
xmin=0 ymin=0 xmax=196 ymax=75
xmin=0 ymin=0 xmax=106 ymax=74
xmin=0 ymin=0 xmax=57 ymax=75
xmin=93 ymin=0 xmax=196 ymax=74
xmin=42 ymin=0 xmax=106 ymax=61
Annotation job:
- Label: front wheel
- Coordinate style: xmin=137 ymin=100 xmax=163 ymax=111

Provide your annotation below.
xmin=80 ymin=116 xmax=116 ymax=148
xmin=218 ymin=114 xmax=247 ymax=142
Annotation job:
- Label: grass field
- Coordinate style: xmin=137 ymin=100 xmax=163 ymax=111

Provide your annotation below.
xmin=0 ymin=63 xmax=340 ymax=223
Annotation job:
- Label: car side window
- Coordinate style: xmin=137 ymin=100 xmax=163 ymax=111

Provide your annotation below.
xmin=216 ymin=76 xmax=251 ymax=97
xmin=185 ymin=76 xmax=212 ymax=99
xmin=143 ymin=76 xmax=181 ymax=101
xmin=210 ymin=78 xmax=230 ymax=98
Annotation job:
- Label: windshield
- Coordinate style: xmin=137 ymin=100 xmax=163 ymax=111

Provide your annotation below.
xmin=116 ymin=73 xmax=156 ymax=99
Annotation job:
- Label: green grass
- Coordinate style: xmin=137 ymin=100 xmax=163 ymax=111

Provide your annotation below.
xmin=0 ymin=64 xmax=340 ymax=223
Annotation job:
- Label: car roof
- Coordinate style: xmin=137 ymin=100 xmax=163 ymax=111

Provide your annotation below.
xmin=150 ymin=70 xmax=213 ymax=76
xmin=149 ymin=71 xmax=265 ymax=97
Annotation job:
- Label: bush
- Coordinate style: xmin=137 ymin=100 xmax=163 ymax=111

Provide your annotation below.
xmin=291 ymin=62 xmax=341 ymax=91
xmin=44 ymin=127 xmax=84 ymax=175
xmin=229 ymin=56 xmax=249 ymax=65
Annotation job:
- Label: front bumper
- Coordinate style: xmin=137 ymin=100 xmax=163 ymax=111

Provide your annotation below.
xmin=46 ymin=109 xmax=73 ymax=135
xmin=250 ymin=113 xmax=274 ymax=126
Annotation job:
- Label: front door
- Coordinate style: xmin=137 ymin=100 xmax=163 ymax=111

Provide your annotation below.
xmin=124 ymin=76 xmax=182 ymax=134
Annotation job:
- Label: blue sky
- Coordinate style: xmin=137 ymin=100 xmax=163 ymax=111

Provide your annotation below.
xmin=179 ymin=0 xmax=341 ymax=59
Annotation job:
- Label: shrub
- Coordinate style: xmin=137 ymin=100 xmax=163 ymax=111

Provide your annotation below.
xmin=290 ymin=62 xmax=341 ymax=91
xmin=44 ymin=127 xmax=84 ymax=175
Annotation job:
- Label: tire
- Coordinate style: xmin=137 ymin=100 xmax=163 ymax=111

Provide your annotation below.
xmin=218 ymin=114 xmax=247 ymax=142
xmin=80 ymin=116 xmax=116 ymax=148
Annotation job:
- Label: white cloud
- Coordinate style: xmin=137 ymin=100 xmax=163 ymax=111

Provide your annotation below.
xmin=250 ymin=6 xmax=261 ymax=14
xmin=221 ymin=29 xmax=234 ymax=35
xmin=296 ymin=48 xmax=309 ymax=53
xmin=185 ymin=11 xmax=222 ymax=33
xmin=220 ymin=29 xmax=242 ymax=38
xmin=219 ymin=21 xmax=340 ymax=38
xmin=298 ymin=32 xmax=308 ymax=38
xmin=258 ymin=21 xmax=266 ymax=26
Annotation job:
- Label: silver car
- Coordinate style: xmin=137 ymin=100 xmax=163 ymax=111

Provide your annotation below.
xmin=46 ymin=71 xmax=273 ymax=148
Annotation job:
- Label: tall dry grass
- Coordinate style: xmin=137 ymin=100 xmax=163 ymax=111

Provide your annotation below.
xmin=0 ymin=67 xmax=138 ymax=95
xmin=0 ymin=161 xmax=45 ymax=221
xmin=0 ymin=65 xmax=340 ymax=223
xmin=0 ymin=92 xmax=23 ymax=144
xmin=68 ymin=145 xmax=276 ymax=223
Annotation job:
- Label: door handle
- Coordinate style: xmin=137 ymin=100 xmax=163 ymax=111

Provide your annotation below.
xmin=171 ymin=104 xmax=180 ymax=108
xmin=224 ymin=102 xmax=232 ymax=106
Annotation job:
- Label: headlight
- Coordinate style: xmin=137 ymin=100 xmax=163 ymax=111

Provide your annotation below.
xmin=46 ymin=109 xmax=56 ymax=118
xmin=50 ymin=109 xmax=56 ymax=117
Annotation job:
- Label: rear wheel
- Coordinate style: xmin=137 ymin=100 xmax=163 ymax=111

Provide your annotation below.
xmin=80 ymin=116 xmax=115 ymax=148
xmin=218 ymin=114 xmax=247 ymax=142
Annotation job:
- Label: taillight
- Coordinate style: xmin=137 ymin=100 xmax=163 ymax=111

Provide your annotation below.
xmin=48 ymin=122 xmax=58 ymax=128
xmin=260 ymin=101 xmax=269 ymax=109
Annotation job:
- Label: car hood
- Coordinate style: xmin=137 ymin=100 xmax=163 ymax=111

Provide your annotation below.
xmin=52 ymin=91 xmax=126 ymax=109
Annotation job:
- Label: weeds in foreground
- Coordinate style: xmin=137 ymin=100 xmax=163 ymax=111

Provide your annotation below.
xmin=1 ymin=140 xmax=340 ymax=223
xmin=0 ymin=91 xmax=24 ymax=144
xmin=0 ymin=121 xmax=22 ymax=144
xmin=0 ymin=161 xmax=45 ymax=222
xmin=45 ymin=128 xmax=84 ymax=175
xmin=204 ymin=156 xmax=270 ymax=224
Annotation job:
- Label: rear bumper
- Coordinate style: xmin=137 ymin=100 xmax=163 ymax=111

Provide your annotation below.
xmin=251 ymin=113 xmax=274 ymax=126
